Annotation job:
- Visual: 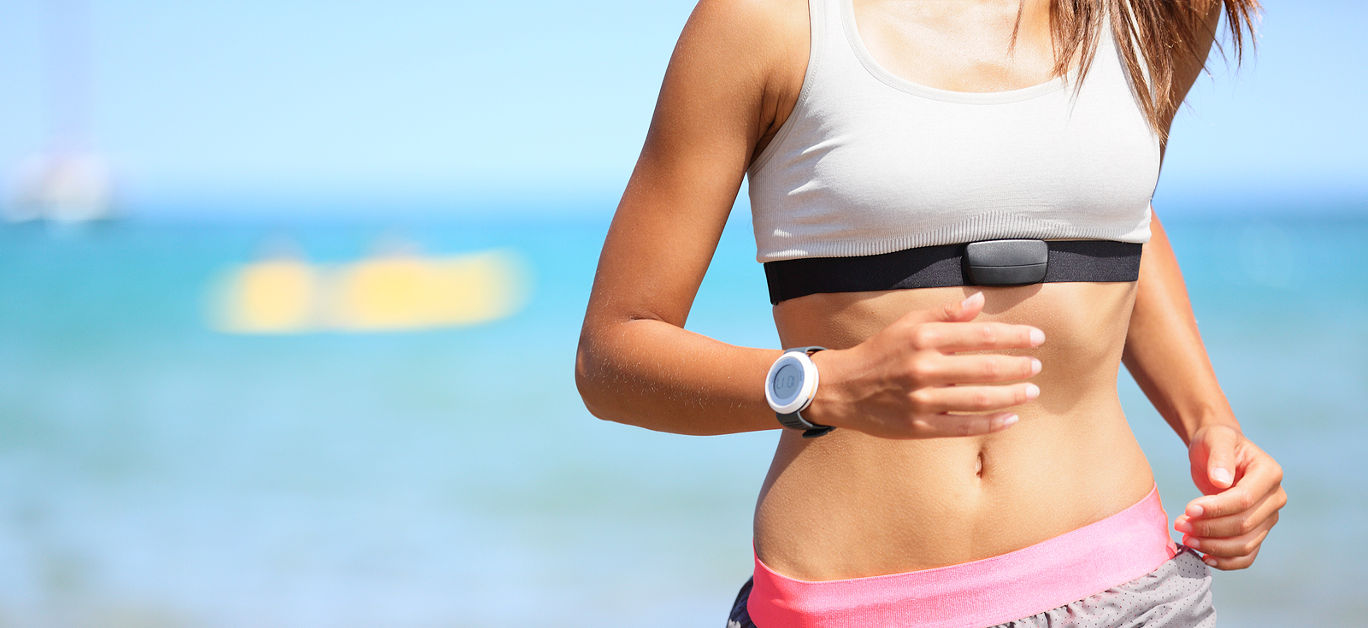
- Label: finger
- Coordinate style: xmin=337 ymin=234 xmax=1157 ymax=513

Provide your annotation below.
xmin=1186 ymin=456 xmax=1284 ymax=518
xmin=1177 ymin=490 xmax=1284 ymax=539
xmin=908 ymin=411 xmax=1020 ymax=438
xmin=1199 ymin=544 xmax=1261 ymax=571
xmin=1190 ymin=427 xmax=1240 ymax=491
xmin=1184 ymin=517 xmax=1273 ymax=559
xmin=910 ymin=383 xmax=1040 ymax=414
xmin=918 ymin=354 xmax=1041 ymax=385
xmin=909 ymin=322 xmax=1046 ymax=353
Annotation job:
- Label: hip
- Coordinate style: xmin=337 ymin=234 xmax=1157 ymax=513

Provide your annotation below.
xmin=752 ymin=398 xmax=1156 ymax=580
xmin=740 ymin=486 xmax=1190 ymax=628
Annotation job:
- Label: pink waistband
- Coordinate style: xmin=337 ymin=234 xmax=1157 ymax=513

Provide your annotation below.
xmin=749 ymin=487 xmax=1176 ymax=628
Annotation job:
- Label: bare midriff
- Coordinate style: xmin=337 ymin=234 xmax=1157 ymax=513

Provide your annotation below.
xmin=752 ymin=281 xmax=1157 ymax=581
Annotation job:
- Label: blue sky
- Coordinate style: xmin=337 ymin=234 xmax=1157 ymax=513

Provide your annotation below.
xmin=0 ymin=0 xmax=1363 ymax=216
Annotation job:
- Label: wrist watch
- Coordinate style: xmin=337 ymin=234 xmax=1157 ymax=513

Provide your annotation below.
xmin=764 ymin=346 xmax=834 ymax=438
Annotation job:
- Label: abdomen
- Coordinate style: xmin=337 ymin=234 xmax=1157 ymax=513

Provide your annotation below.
xmin=752 ymin=281 xmax=1156 ymax=580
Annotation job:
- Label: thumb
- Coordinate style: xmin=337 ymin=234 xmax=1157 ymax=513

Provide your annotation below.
xmin=1190 ymin=426 xmax=1239 ymax=493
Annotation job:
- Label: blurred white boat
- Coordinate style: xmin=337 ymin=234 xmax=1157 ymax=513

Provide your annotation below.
xmin=5 ymin=0 xmax=114 ymax=224
xmin=6 ymin=152 xmax=114 ymax=223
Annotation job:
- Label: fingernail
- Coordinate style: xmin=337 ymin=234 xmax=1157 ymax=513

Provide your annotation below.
xmin=1024 ymin=383 xmax=1040 ymax=400
xmin=1203 ymin=557 xmax=1217 ymax=568
xmin=1029 ymin=328 xmax=1045 ymax=346
xmin=1186 ymin=504 xmax=1204 ymax=518
xmin=1001 ymin=414 xmax=1019 ymax=427
xmin=1185 ymin=537 xmax=1201 ymax=550
xmin=1029 ymin=358 xmax=1042 ymax=374
xmin=1211 ymin=468 xmax=1234 ymax=486
xmin=961 ymin=292 xmax=984 ymax=309
xmin=1175 ymin=520 xmax=1192 ymax=533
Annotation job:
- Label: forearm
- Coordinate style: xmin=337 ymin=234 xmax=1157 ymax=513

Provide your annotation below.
xmin=575 ymin=317 xmax=783 ymax=436
xmin=1123 ymin=212 xmax=1242 ymax=445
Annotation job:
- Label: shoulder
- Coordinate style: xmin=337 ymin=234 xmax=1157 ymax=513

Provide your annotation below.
xmin=1162 ymin=0 xmax=1229 ymax=134
xmin=674 ymin=0 xmax=809 ymax=73
xmin=659 ymin=0 xmax=812 ymax=145
xmin=686 ymin=0 xmax=813 ymax=131
xmin=1171 ymin=1 xmax=1226 ymax=89
xmin=684 ymin=0 xmax=807 ymax=40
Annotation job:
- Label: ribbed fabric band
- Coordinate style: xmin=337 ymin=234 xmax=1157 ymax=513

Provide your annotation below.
xmin=764 ymin=240 xmax=1142 ymax=304
xmin=748 ymin=486 xmax=1177 ymax=628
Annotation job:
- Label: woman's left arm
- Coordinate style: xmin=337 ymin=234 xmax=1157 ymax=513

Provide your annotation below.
xmin=1123 ymin=214 xmax=1287 ymax=570
xmin=1123 ymin=0 xmax=1286 ymax=570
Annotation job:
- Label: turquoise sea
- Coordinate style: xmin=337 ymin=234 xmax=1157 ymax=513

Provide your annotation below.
xmin=1 ymin=204 xmax=1365 ymax=627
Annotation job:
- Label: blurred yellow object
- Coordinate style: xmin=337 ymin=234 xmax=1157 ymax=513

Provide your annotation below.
xmin=330 ymin=251 xmax=523 ymax=331
xmin=211 ymin=249 xmax=527 ymax=334
xmin=215 ymin=260 xmax=320 ymax=333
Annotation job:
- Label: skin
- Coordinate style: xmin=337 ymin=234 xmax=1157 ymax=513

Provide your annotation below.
xmin=575 ymin=0 xmax=1285 ymax=579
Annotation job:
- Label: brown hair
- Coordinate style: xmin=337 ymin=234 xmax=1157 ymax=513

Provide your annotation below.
xmin=1043 ymin=0 xmax=1261 ymax=139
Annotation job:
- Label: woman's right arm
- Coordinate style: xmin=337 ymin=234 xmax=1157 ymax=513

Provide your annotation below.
xmin=574 ymin=0 xmax=1042 ymax=437
xmin=573 ymin=0 xmax=796 ymax=436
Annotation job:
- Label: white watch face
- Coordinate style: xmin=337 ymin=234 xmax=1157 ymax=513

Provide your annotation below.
xmin=766 ymin=352 xmax=818 ymax=415
xmin=770 ymin=361 xmax=805 ymax=407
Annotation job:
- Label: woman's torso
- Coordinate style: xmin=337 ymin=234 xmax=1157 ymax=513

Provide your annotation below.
xmin=747 ymin=0 xmax=1160 ymax=581
xmin=755 ymin=283 xmax=1157 ymax=580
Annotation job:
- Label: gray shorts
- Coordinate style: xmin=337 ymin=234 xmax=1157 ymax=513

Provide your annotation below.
xmin=727 ymin=546 xmax=1215 ymax=628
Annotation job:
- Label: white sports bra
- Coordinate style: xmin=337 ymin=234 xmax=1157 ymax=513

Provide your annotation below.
xmin=746 ymin=0 xmax=1159 ymax=264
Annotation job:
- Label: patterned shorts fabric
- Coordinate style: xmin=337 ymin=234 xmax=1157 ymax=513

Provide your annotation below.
xmin=727 ymin=546 xmax=1215 ymax=628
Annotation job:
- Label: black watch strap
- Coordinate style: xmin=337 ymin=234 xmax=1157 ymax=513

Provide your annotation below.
xmin=776 ymin=411 xmax=835 ymax=438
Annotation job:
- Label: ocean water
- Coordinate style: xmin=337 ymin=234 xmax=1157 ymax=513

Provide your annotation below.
xmin=0 ymin=205 xmax=1365 ymax=627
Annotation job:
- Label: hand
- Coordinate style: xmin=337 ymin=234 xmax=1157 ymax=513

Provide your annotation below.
xmin=804 ymin=291 xmax=1044 ymax=439
xmin=1175 ymin=424 xmax=1287 ymax=570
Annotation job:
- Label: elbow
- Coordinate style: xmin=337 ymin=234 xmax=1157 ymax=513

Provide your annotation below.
xmin=574 ymin=339 xmax=614 ymax=422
